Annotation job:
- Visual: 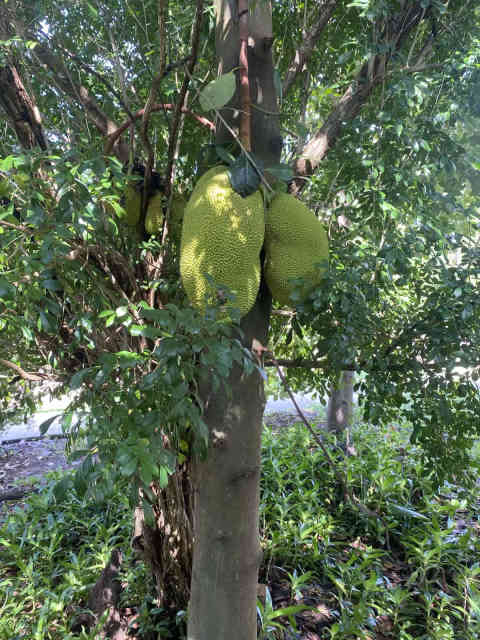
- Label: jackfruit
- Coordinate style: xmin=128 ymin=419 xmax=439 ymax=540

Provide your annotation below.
xmin=123 ymin=184 xmax=142 ymax=226
xmin=264 ymin=193 xmax=328 ymax=306
xmin=145 ymin=191 xmax=164 ymax=235
xmin=0 ymin=179 xmax=10 ymax=199
xmin=180 ymin=166 xmax=264 ymax=316
xmin=144 ymin=192 xmax=186 ymax=245
xmin=169 ymin=194 xmax=186 ymax=246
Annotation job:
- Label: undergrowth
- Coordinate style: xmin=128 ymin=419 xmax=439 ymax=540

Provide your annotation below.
xmin=260 ymin=421 xmax=480 ymax=639
xmin=1 ymin=420 xmax=479 ymax=639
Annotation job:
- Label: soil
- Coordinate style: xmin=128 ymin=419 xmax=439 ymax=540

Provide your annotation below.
xmin=0 ymin=410 xmax=324 ymax=500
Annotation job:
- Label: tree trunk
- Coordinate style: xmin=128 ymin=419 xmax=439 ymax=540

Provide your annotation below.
xmin=188 ymin=295 xmax=270 ymax=639
xmin=187 ymin=3 xmax=280 ymax=639
xmin=327 ymin=370 xmax=354 ymax=435
xmin=133 ymin=466 xmax=194 ymax=610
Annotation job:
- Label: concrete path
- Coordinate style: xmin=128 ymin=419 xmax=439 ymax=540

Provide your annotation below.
xmin=1 ymin=392 xmax=325 ymax=443
xmin=264 ymin=392 xmax=325 ymax=415
xmin=1 ymin=396 xmax=71 ymax=441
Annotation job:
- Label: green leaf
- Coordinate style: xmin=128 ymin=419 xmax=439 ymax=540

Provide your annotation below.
xmin=215 ymin=145 xmax=236 ymax=166
xmin=115 ymin=306 xmax=129 ymax=318
xmin=390 ymin=504 xmax=429 ymax=521
xmin=38 ymin=414 xmax=61 ymax=435
xmin=42 ymin=279 xmax=63 ymax=292
xmin=268 ymin=604 xmax=309 ymax=619
xmin=129 ymin=325 xmax=163 ymax=338
xmin=228 ymin=155 xmax=263 ymax=197
xmin=115 ymin=351 xmax=142 ymax=368
xmin=158 ymin=466 xmax=169 ymax=488
xmin=266 ymin=163 xmax=294 ymax=183
xmin=70 ymin=368 xmax=91 ymax=390
xmin=0 ymin=277 xmax=14 ymax=299
xmin=199 ymin=72 xmax=236 ymax=111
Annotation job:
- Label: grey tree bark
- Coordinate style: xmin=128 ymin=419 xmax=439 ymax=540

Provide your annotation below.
xmin=187 ymin=2 xmax=280 ymax=639
xmin=327 ymin=370 xmax=354 ymax=435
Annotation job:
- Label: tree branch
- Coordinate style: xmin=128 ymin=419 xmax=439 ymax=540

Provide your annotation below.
xmin=32 ymin=42 xmax=129 ymax=162
xmin=238 ymin=0 xmax=251 ymax=151
xmin=0 ymin=8 xmax=48 ymax=151
xmin=104 ymin=104 xmax=214 ymax=157
xmin=283 ymin=1 xmax=338 ymax=97
xmin=291 ymin=1 xmax=430 ymax=195
xmin=164 ymin=0 xmax=205 ymax=195
xmin=0 ymin=358 xmax=49 ymax=382
xmin=1 ymin=2 xmax=129 ymax=161
xmin=0 ymin=219 xmax=33 ymax=234
xmin=55 ymin=42 xmax=136 ymax=124
xmin=142 ymin=0 xmax=169 ymax=195
xmin=0 ymin=65 xmax=48 ymax=150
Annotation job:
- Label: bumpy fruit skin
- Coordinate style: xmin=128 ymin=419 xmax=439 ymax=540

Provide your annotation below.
xmin=124 ymin=184 xmax=142 ymax=226
xmin=264 ymin=193 xmax=328 ymax=306
xmin=144 ymin=192 xmax=186 ymax=246
xmin=145 ymin=191 xmax=164 ymax=234
xmin=0 ymin=179 xmax=11 ymax=199
xmin=180 ymin=166 xmax=264 ymax=316
xmin=169 ymin=194 xmax=186 ymax=246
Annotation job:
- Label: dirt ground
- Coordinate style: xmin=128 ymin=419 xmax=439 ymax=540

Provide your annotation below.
xmin=0 ymin=436 xmax=79 ymax=503
xmin=0 ymin=410 xmax=323 ymax=505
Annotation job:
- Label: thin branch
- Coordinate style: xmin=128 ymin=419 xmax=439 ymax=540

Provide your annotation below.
xmin=267 ymin=350 xmax=391 ymax=549
xmin=104 ymin=104 xmax=214 ymax=156
xmin=238 ymin=0 xmax=251 ymax=151
xmin=64 ymin=244 xmax=140 ymax=300
xmin=142 ymin=0 xmax=169 ymax=194
xmin=0 ymin=358 xmax=49 ymax=382
xmin=164 ymin=0 xmax=205 ymax=195
xmin=283 ymin=1 xmax=338 ymax=97
xmin=55 ymin=42 xmax=136 ymax=124
xmin=0 ymin=65 xmax=48 ymax=150
xmin=31 ymin=41 xmax=129 ymax=162
xmin=0 ymin=219 xmax=33 ymax=234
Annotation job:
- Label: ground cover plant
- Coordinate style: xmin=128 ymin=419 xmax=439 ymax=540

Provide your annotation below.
xmin=2 ymin=417 xmax=480 ymax=639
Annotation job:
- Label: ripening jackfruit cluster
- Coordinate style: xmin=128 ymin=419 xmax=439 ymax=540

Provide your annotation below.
xmin=122 ymin=182 xmax=186 ymax=246
xmin=178 ymin=166 xmax=328 ymax=317
xmin=179 ymin=166 xmax=264 ymax=316
xmin=124 ymin=184 xmax=143 ymax=226
xmin=145 ymin=193 xmax=186 ymax=245
xmin=264 ymin=193 xmax=328 ymax=306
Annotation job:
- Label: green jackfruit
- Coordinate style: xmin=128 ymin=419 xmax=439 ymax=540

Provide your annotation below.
xmin=180 ymin=166 xmax=264 ymax=316
xmin=264 ymin=193 xmax=328 ymax=306
xmin=145 ymin=191 xmax=164 ymax=234
xmin=145 ymin=192 xmax=186 ymax=245
xmin=124 ymin=184 xmax=142 ymax=226
xmin=169 ymin=194 xmax=186 ymax=246
xmin=0 ymin=179 xmax=11 ymax=199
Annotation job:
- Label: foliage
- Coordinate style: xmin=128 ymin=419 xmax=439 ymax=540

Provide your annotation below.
xmin=0 ymin=0 xmax=479 ymax=485
xmin=260 ymin=419 xmax=480 ymax=639
xmin=0 ymin=146 xmax=257 ymax=511
xmin=2 ymin=420 xmax=480 ymax=638
xmin=0 ymin=473 xmax=132 ymax=639
xmin=267 ymin=3 xmax=480 ymax=481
